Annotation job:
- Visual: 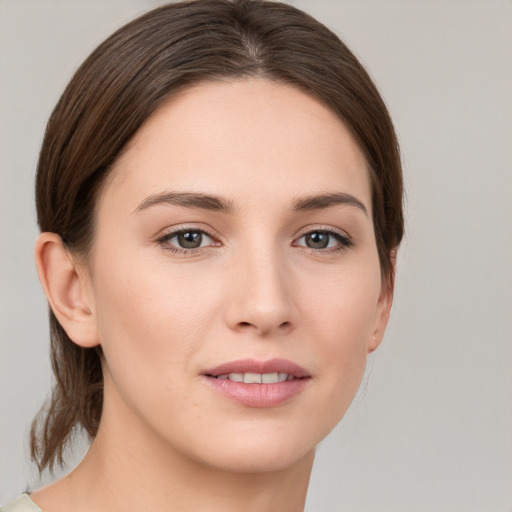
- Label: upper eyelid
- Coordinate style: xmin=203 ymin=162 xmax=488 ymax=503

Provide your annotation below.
xmin=163 ymin=229 xmax=214 ymax=240
xmin=156 ymin=224 xmax=219 ymax=240
xmin=295 ymin=225 xmax=352 ymax=240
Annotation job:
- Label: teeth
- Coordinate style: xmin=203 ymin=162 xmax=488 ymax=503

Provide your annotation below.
xmin=261 ymin=372 xmax=279 ymax=383
xmin=244 ymin=372 xmax=262 ymax=383
xmin=219 ymin=372 xmax=291 ymax=383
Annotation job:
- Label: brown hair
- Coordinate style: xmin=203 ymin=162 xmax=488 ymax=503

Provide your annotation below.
xmin=32 ymin=0 xmax=403 ymax=472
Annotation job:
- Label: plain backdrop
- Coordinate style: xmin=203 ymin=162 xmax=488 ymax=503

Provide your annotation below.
xmin=1 ymin=0 xmax=511 ymax=510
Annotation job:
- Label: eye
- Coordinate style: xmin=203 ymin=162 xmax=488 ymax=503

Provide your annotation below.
xmin=294 ymin=230 xmax=352 ymax=251
xmin=158 ymin=228 xmax=217 ymax=252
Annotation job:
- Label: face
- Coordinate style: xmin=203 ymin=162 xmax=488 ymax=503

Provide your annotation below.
xmin=82 ymin=79 xmax=391 ymax=472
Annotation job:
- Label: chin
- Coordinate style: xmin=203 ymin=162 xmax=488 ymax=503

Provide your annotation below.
xmin=181 ymin=423 xmax=320 ymax=474
xmin=201 ymin=444 xmax=315 ymax=475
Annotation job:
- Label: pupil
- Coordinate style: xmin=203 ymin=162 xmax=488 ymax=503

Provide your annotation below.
xmin=306 ymin=232 xmax=329 ymax=249
xmin=178 ymin=231 xmax=202 ymax=248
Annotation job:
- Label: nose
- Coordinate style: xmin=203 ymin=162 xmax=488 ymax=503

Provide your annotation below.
xmin=224 ymin=246 xmax=297 ymax=337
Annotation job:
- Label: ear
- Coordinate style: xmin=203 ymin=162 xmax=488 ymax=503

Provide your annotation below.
xmin=368 ymin=249 xmax=397 ymax=353
xmin=35 ymin=232 xmax=99 ymax=348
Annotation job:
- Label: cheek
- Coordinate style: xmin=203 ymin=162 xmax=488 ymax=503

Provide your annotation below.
xmin=300 ymin=259 xmax=382 ymax=423
xmin=304 ymin=257 xmax=381 ymax=350
xmin=89 ymin=252 xmax=220 ymax=404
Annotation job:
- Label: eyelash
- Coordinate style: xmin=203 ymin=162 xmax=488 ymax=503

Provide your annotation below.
xmin=156 ymin=227 xmax=353 ymax=255
xmin=156 ymin=227 xmax=220 ymax=256
xmin=293 ymin=228 xmax=353 ymax=253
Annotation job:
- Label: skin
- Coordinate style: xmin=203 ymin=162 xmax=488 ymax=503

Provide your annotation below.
xmin=33 ymin=79 xmax=393 ymax=512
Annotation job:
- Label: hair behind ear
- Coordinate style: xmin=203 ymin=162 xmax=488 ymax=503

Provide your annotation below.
xmin=30 ymin=317 xmax=103 ymax=472
xmin=32 ymin=233 xmax=103 ymax=472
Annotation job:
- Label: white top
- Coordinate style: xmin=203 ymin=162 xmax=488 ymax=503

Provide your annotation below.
xmin=0 ymin=494 xmax=41 ymax=512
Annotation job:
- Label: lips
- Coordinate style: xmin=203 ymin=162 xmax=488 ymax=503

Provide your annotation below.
xmin=204 ymin=358 xmax=309 ymax=378
xmin=202 ymin=358 xmax=310 ymax=408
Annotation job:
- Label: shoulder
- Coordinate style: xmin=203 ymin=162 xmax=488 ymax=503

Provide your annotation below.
xmin=1 ymin=494 xmax=42 ymax=512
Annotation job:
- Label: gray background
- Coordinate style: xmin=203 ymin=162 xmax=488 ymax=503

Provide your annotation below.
xmin=1 ymin=0 xmax=511 ymax=510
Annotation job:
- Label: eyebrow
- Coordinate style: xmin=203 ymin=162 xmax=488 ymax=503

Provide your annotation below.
xmin=134 ymin=191 xmax=234 ymax=213
xmin=134 ymin=190 xmax=367 ymax=216
xmin=292 ymin=192 xmax=368 ymax=216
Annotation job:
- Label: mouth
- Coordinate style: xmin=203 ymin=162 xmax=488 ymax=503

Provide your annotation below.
xmin=213 ymin=372 xmax=297 ymax=383
xmin=202 ymin=358 xmax=310 ymax=408
xmin=203 ymin=357 xmax=310 ymax=381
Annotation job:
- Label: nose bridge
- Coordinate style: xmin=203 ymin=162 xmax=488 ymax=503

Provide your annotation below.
xmin=226 ymin=236 xmax=295 ymax=335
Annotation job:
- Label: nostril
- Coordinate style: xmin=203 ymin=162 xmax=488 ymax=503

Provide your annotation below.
xmin=236 ymin=320 xmax=291 ymax=332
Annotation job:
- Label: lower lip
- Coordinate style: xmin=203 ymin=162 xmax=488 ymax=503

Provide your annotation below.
xmin=204 ymin=377 xmax=309 ymax=408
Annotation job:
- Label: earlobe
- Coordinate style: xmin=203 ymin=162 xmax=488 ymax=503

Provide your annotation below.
xmin=368 ymin=334 xmax=380 ymax=353
xmin=35 ymin=232 xmax=99 ymax=348
xmin=368 ymin=249 xmax=397 ymax=354
xmin=368 ymin=294 xmax=392 ymax=354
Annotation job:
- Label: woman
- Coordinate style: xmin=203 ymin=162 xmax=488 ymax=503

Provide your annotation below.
xmin=2 ymin=0 xmax=403 ymax=510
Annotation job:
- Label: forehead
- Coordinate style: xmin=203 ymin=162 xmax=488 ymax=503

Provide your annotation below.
xmin=101 ymin=79 xmax=371 ymax=214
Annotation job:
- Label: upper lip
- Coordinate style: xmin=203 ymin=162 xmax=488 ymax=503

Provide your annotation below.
xmin=203 ymin=358 xmax=310 ymax=378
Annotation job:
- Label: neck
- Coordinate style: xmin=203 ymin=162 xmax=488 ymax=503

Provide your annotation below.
xmin=76 ymin=432 xmax=314 ymax=512
xmin=31 ymin=391 xmax=315 ymax=512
